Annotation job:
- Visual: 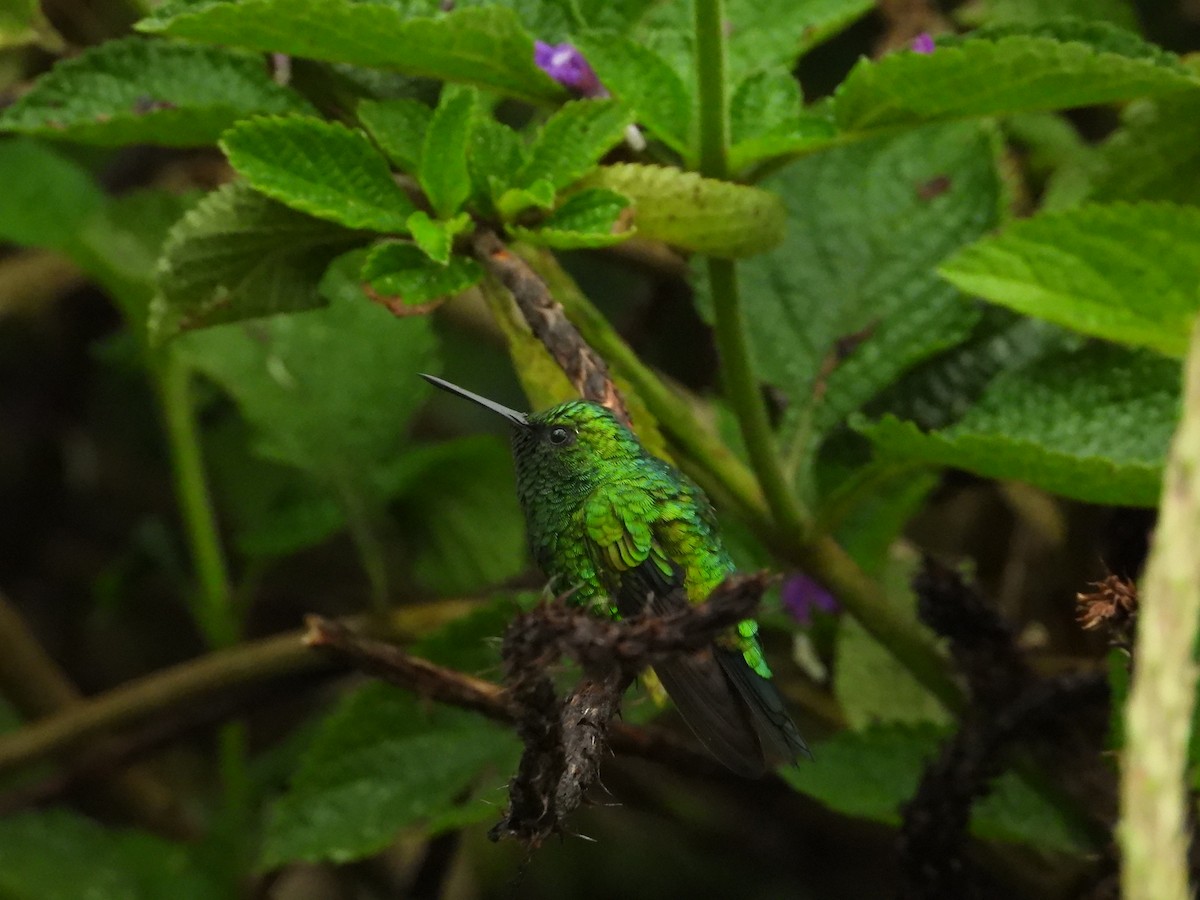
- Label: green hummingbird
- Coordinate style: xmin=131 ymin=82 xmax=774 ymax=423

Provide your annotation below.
xmin=422 ymin=374 xmax=809 ymax=776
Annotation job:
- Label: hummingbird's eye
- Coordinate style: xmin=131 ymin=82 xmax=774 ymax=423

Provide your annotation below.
xmin=548 ymin=426 xmax=572 ymax=445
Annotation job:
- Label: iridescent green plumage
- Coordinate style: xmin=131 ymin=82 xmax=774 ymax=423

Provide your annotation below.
xmin=423 ymin=376 xmax=808 ymax=775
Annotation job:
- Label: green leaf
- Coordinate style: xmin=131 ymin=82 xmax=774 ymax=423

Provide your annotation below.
xmin=857 ymin=344 xmax=1179 ymax=506
xmin=939 ymin=203 xmax=1200 ymax=357
xmin=728 ymin=69 xmax=837 ymax=171
xmin=495 ymin=178 xmax=557 ymax=220
xmin=0 ymin=138 xmax=104 ymax=251
xmin=405 ymin=211 xmax=459 ymax=266
xmin=361 ymin=242 xmax=483 ymax=305
xmin=260 ymin=685 xmax=518 ymax=867
xmin=1077 ymin=92 xmax=1200 ymax=207
xmin=357 ymin=97 xmax=432 ymax=173
xmin=510 ymin=188 xmax=633 ymax=249
xmin=467 ymin=117 xmax=525 ymax=211
xmin=388 ymin=438 xmax=528 ymax=594
xmin=419 ymin=88 xmax=475 ymax=219
xmin=220 ymin=116 xmax=416 ymax=233
xmin=781 ymin=724 xmax=1091 ymax=853
xmin=151 ymin=182 xmax=361 ymax=342
xmin=177 ymin=253 xmax=438 ymax=484
xmin=572 ymin=32 xmax=692 ymax=156
xmin=139 ymin=2 xmax=563 ymax=105
xmin=581 ymin=163 xmax=784 ymax=257
xmin=963 ymin=0 xmax=1139 ymax=31
xmin=720 ymin=121 xmax=1000 ymax=454
xmin=0 ymin=0 xmax=62 ymax=50
xmin=834 ymin=34 xmax=1196 ymax=132
xmin=409 ymin=594 xmax=518 ymax=672
xmin=0 ymin=37 xmax=311 ymax=146
xmin=835 ymin=548 xmax=951 ymax=728
xmin=517 ymin=99 xmax=634 ymax=192
xmin=0 ymin=809 xmax=221 ymax=900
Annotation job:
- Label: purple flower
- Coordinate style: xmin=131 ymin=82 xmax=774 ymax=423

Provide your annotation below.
xmin=911 ymin=33 xmax=936 ymax=55
xmin=782 ymin=573 xmax=839 ymax=626
xmin=534 ymin=41 xmax=604 ymax=97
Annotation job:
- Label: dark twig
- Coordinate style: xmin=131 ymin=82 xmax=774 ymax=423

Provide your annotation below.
xmin=898 ymin=558 xmax=1109 ymax=899
xmin=471 ymin=227 xmax=632 ymax=427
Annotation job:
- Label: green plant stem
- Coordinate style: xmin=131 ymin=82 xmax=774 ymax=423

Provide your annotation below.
xmin=0 ymin=599 xmax=477 ymax=779
xmin=155 ymin=351 xmax=238 ymax=649
xmin=693 ymin=0 xmax=809 ymax=544
xmin=1119 ymin=317 xmax=1200 ymax=900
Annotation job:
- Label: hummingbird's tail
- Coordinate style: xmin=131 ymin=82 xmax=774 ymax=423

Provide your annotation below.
xmin=652 ymin=645 xmax=810 ymax=777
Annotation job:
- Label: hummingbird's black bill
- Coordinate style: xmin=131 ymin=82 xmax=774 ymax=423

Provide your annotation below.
xmin=420 ymin=374 xmax=529 ymax=427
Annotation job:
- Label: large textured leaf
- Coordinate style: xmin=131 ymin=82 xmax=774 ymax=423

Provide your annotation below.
xmin=721 ymin=121 xmax=1000 ymax=455
xmin=857 ymin=344 xmax=1179 ymax=506
xmin=0 ymin=37 xmax=311 ymax=146
xmin=0 ymin=138 xmax=104 ymax=251
xmin=260 ymin=685 xmax=518 ymax=867
xmin=580 ymin=163 xmax=784 ymax=257
xmin=138 ymin=2 xmax=563 ymax=105
xmin=151 ymin=182 xmax=361 ymax=342
xmin=220 ymin=116 xmax=417 ymax=233
xmin=516 ymin=99 xmax=634 ymax=192
xmin=177 ymin=254 xmax=438 ymax=484
xmin=939 ymin=203 xmax=1200 ymax=357
xmin=834 ymin=33 xmax=1196 ymax=132
xmin=0 ymin=809 xmax=221 ymax=900
xmin=781 ymin=724 xmax=1090 ymax=852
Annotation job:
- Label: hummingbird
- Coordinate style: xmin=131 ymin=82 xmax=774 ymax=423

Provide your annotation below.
xmin=421 ymin=374 xmax=810 ymax=776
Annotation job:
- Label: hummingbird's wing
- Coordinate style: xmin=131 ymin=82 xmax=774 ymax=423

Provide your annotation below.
xmin=581 ymin=491 xmax=780 ymax=776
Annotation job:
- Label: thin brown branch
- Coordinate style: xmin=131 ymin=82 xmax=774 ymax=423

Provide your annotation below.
xmin=471 ymin=227 xmax=632 ymax=427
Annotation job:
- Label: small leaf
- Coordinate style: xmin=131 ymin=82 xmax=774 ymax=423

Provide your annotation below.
xmin=419 ymin=88 xmax=475 ymax=219
xmin=220 ymin=116 xmax=416 ymax=233
xmin=139 ymin=2 xmax=563 ymax=105
xmin=834 ymin=33 xmax=1196 ymax=131
xmin=856 ymin=344 xmax=1179 ymax=507
xmin=495 ymin=178 xmax=557 ymax=220
xmin=573 ymin=31 xmax=692 ymax=156
xmin=357 ymin=97 xmax=432 ymax=173
xmin=0 ymin=37 xmax=312 ymax=146
xmin=152 ymin=182 xmax=361 ymax=342
xmin=517 ymin=99 xmax=634 ymax=191
xmin=939 ymin=202 xmax=1200 ymax=357
xmin=510 ymin=188 xmax=633 ymax=249
xmin=467 ymin=117 xmax=525 ymax=211
xmin=362 ymin=242 xmax=483 ymax=305
xmin=581 ymin=163 xmax=784 ymax=257
xmin=260 ymin=686 xmax=518 ymax=867
xmin=728 ymin=69 xmax=837 ymax=171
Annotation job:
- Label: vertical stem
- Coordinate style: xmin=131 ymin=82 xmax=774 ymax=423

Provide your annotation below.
xmin=693 ymin=0 xmax=809 ymax=542
xmin=1120 ymin=318 xmax=1200 ymax=900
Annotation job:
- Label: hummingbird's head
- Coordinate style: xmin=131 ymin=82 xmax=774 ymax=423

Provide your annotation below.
xmin=420 ymin=374 xmax=645 ymax=507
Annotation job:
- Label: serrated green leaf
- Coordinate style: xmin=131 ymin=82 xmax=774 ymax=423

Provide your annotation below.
xmin=517 ymin=99 xmax=634 ymax=191
xmin=357 ymin=97 xmax=432 ymax=173
xmin=581 ymin=163 xmax=784 ymax=257
xmin=467 ymin=117 xmax=525 ymax=211
xmin=177 ymin=253 xmax=438 ymax=483
xmin=0 ymin=809 xmax=222 ymax=900
xmin=781 ymin=723 xmax=1090 ymax=853
xmin=361 ymin=242 xmax=482 ymax=305
xmin=260 ymin=685 xmax=518 ymax=867
xmin=420 ymin=88 xmax=475 ymax=219
xmin=151 ymin=182 xmax=361 ymax=342
xmin=139 ymin=2 xmax=563 ymax=105
xmin=220 ymin=116 xmax=416 ymax=233
xmin=713 ymin=121 xmax=999 ymax=459
xmin=857 ymin=344 xmax=1179 ymax=506
xmin=1078 ymin=92 xmax=1200 ymax=206
xmin=939 ymin=203 xmax=1200 ymax=357
xmin=572 ymin=31 xmax=691 ymax=157
xmin=0 ymin=37 xmax=311 ymax=146
xmin=406 ymin=211 xmax=450 ymax=265
xmin=510 ymin=188 xmax=633 ymax=249
xmin=495 ymin=178 xmax=557 ymax=220
xmin=0 ymin=137 xmax=104 ymax=251
xmin=729 ymin=70 xmax=837 ymax=171
xmin=834 ymin=34 xmax=1195 ymax=132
